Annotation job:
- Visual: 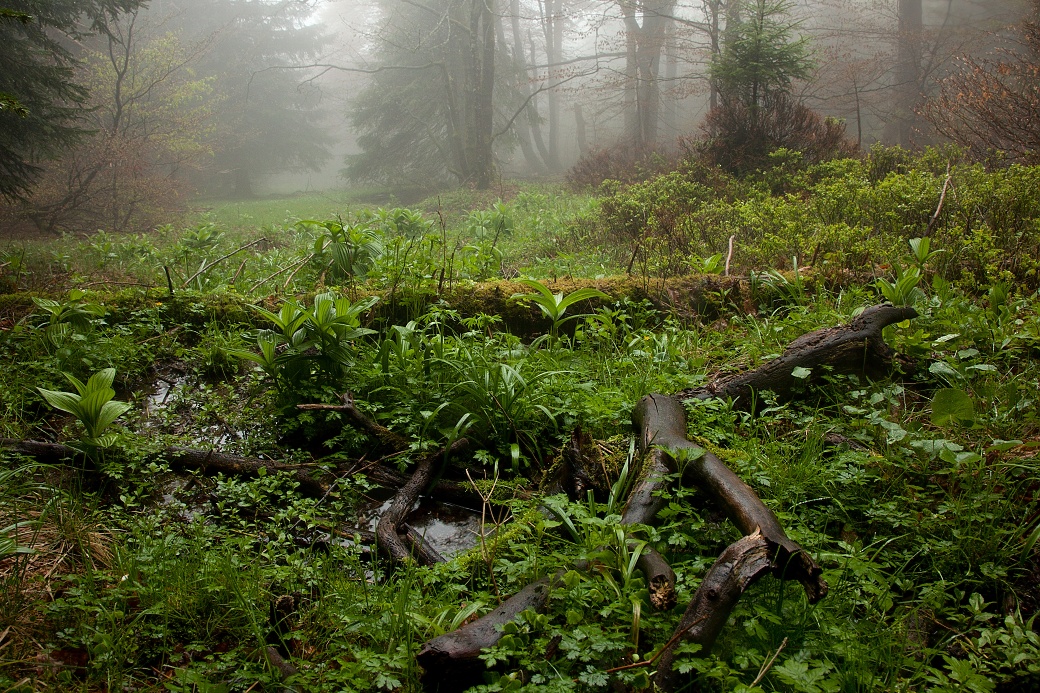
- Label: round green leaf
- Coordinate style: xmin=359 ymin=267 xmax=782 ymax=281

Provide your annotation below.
xmin=931 ymin=388 xmax=975 ymax=426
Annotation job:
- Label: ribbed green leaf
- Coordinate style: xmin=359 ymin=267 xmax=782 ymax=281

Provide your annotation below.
xmin=96 ymin=400 xmax=131 ymax=433
xmin=38 ymin=388 xmax=82 ymax=417
xmin=86 ymin=367 xmax=117 ymax=393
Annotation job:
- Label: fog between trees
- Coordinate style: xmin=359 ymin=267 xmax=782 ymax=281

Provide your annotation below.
xmin=0 ymin=0 xmax=1030 ymax=233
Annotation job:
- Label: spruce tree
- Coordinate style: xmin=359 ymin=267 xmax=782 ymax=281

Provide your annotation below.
xmin=0 ymin=0 xmax=144 ymax=200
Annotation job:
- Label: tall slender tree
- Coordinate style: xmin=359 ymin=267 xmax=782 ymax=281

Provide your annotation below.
xmin=170 ymin=0 xmax=333 ymax=198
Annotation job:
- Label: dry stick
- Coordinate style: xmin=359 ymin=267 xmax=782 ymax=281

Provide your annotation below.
xmin=0 ymin=439 xmax=331 ymax=497
xmin=80 ymin=281 xmax=155 ymax=288
xmin=750 ymin=636 xmax=788 ymax=687
xmin=231 ymin=257 xmax=248 ymax=285
xmin=926 ymin=162 xmax=953 ymax=236
xmin=602 ymin=615 xmax=710 ymax=675
xmin=181 ymin=237 xmax=268 ymax=288
xmin=466 ymin=468 xmax=504 ymax=603
xmin=724 ymin=234 xmax=735 ymax=277
xmin=283 ymin=255 xmax=317 ymax=291
xmin=298 ymin=393 xmax=410 ymax=453
xmin=249 ymin=253 xmax=313 ymax=294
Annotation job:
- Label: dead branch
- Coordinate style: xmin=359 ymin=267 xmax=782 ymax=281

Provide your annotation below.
xmin=653 ymin=532 xmax=775 ymax=692
xmin=375 ymin=439 xmax=470 ymax=566
xmin=678 ymin=304 xmax=918 ymax=411
xmin=633 ymin=394 xmax=827 ymax=602
xmin=298 ymin=392 xmax=409 ymax=453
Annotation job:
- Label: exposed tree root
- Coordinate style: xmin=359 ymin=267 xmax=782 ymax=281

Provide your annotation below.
xmin=634 ymin=394 xmax=827 ymax=602
xmin=678 ymin=304 xmax=918 ymax=411
xmin=375 ymin=438 xmax=470 ymax=566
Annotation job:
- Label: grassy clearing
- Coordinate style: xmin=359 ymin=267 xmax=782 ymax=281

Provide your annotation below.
xmin=1 ymin=150 xmax=1039 ymax=692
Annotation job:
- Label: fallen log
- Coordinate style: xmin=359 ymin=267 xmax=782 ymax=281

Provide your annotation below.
xmin=653 ymin=532 xmax=775 ymax=692
xmin=678 ymin=304 xmax=918 ymax=411
xmin=375 ymin=438 xmax=470 ymax=566
xmin=0 ymin=439 xmax=332 ymax=495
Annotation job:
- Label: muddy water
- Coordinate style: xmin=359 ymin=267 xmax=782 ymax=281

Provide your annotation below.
xmin=364 ymin=497 xmax=491 ymax=558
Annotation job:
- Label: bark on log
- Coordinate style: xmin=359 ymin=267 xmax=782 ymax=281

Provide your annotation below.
xmin=621 ymin=448 xmax=678 ymax=610
xmin=375 ymin=439 xmax=470 ymax=566
xmin=417 ymin=574 xmax=558 ymax=690
xmin=678 ymin=304 xmax=917 ymax=411
xmin=653 ymin=532 xmax=774 ymax=692
xmin=0 ymin=439 xmax=80 ymax=462
xmin=633 ymin=394 xmax=827 ymax=603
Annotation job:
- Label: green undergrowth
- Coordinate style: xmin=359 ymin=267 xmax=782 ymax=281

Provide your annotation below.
xmin=1 ymin=153 xmax=1039 ymax=692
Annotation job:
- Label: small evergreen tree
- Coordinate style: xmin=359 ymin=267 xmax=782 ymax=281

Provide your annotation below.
xmin=710 ymin=0 xmax=812 ymax=112
xmin=698 ymin=0 xmax=852 ymax=174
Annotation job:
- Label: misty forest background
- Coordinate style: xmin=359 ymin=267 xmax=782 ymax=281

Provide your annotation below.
xmin=3 ymin=1 xmax=1040 ymax=692
xmin=0 ymin=0 xmax=1033 ymax=227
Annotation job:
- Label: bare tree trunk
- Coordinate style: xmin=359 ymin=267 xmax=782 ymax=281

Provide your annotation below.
xmin=891 ymin=0 xmax=923 ymax=145
xmin=503 ymin=1 xmax=547 ymax=173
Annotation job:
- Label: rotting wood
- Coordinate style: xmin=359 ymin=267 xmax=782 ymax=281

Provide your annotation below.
xmin=678 ymin=304 xmax=918 ymax=411
xmin=375 ymin=438 xmax=470 ymax=566
xmin=620 ymin=446 xmax=678 ymax=610
xmin=653 ymin=531 xmax=775 ymax=692
xmin=541 ymin=426 xmax=607 ymax=500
